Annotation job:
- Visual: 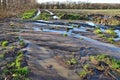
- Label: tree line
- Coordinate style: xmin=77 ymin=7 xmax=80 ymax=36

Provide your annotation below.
xmin=0 ymin=0 xmax=37 ymax=10
xmin=39 ymin=2 xmax=120 ymax=9
xmin=0 ymin=0 xmax=37 ymax=18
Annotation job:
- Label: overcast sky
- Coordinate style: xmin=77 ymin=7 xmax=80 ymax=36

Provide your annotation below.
xmin=36 ymin=0 xmax=120 ymax=3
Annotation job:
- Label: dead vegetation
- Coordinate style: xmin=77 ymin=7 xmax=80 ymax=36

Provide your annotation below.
xmin=0 ymin=0 xmax=38 ymax=19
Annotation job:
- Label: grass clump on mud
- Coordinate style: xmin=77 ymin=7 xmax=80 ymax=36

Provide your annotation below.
xmin=94 ymin=28 xmax=117 ymax=44
xmin=19 ymin=40 xmax=25 ymax=46
xmin=22 ymin=9 xmax=37 ymax=19
xmin=1 ymin=41 xmax=9 ymax=47
xmin=0 ymin=35 xmax=29 ymax=80
xmin=67 ymin=58 xmax=78 ymax=65
xmin=80 ymin=54 xmax=120 ymax=79
xmin=64 ymin=52 xmax=120 ymax=79
xmin=90 ymin=54 xmax=120 ymax=70
xmin=63 ymin=33 xmax=68 ymax=37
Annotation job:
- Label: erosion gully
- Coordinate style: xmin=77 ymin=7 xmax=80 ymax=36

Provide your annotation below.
xmin=17 ymin=10 xmax=120 ymax=80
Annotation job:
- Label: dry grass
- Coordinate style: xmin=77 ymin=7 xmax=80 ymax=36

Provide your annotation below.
xmin=0 ymin=4 xmax=37 ymax=19
xmin=51 ymin=9 xmax=120 ymax=16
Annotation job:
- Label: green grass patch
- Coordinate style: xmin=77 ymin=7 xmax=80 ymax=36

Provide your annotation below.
xmin=4 ymin=50 xmax=29 ymax=80
xmin=67 ymin=58 xmax=78 ymax=65
xmin=1 ymin=41 xmax=9 ymax=47
xmin=79 ymin=70 xmax=88 ymax=78
xmin=22 ymin=9 xmax=37 ymax=19
xmin=63 ymin=33 xmax=68 ymax=37
xmin=19 ymin=40 xmax=25 ymax=46
xmin=94 ymin=28 xmax=117 ymax=44
xmin=90 ymin=54 xmax=120 ymax=70
xmin=94 ymin=29 xmax=102 ymax=34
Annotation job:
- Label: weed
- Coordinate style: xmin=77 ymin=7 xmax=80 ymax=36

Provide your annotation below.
xmin=1 ymin=41 xmax=9 ymax=47
xmin=90 ymin=54 xmax=120 ymax=71
xmin=98 ymin=34 xmax=104 ymax=38
xmin=107 ymin=38 xmax=114 ymax=43
xmin=83 ymin=64 xmax=90 ymax=70
xmin=67 ymin=58 xmax=78 ymax=65
xmin=63 ymin=33 xmax=68 ymax=36
xmin=105 ymin=29 xmax=117 ymax=38
xmin=94 ymin=29 xmax=102 ymax=34
xmin=12 ymin=67 xmax=29 ymax=80
xmin=79 ymin=70 xmax=88 ymax=78
xmin=19 ymin=40 xmax=25 ymax=46
xmin=90 ymin=56 xmax=95 ymax=61
xmin=97 ymin=54 xmax=107 ymax=61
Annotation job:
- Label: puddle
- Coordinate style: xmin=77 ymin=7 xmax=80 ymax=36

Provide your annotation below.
xmin=73 ymin=28 xmax=87 ymax=32
xmin=114 ymin=30 xmax=120 ymax=41
xmin=31 ymin=20 xmax=120 ymax=56
xmin=33 ymin=27 xmax=41 ymax=31
xmin=43 ymin=29 xmax=67 ymax=34
xmin=114 ymin=30 xmax=120 ymax=38
xmin=53 ymin=16 xmax=59 ymax=19
xmin=86 ymin=21 xmax=96 ymax=26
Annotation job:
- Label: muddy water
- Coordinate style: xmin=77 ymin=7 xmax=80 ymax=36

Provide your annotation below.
xmin=32 ymin=20 xmax=120 ymax=58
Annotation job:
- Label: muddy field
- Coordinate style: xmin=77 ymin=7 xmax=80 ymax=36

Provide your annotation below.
xmin=0 ymin=17 xmax=120 ymax=80
xmin=0 ymin=9 xmax=120 ymax=80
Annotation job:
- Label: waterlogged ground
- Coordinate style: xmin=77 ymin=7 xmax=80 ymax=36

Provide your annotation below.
xmin=0 ymin=16 xmax=120 ymax=80
xmin=23 ymin=19 xmax=120 ymax=79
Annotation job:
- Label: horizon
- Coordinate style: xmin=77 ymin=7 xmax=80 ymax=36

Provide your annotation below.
xmin=36 ymin=0 xmax=120 ymax=3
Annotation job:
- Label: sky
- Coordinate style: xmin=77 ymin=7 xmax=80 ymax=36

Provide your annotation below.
xmin=36 ymin=0 xmax=120 ymax=3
